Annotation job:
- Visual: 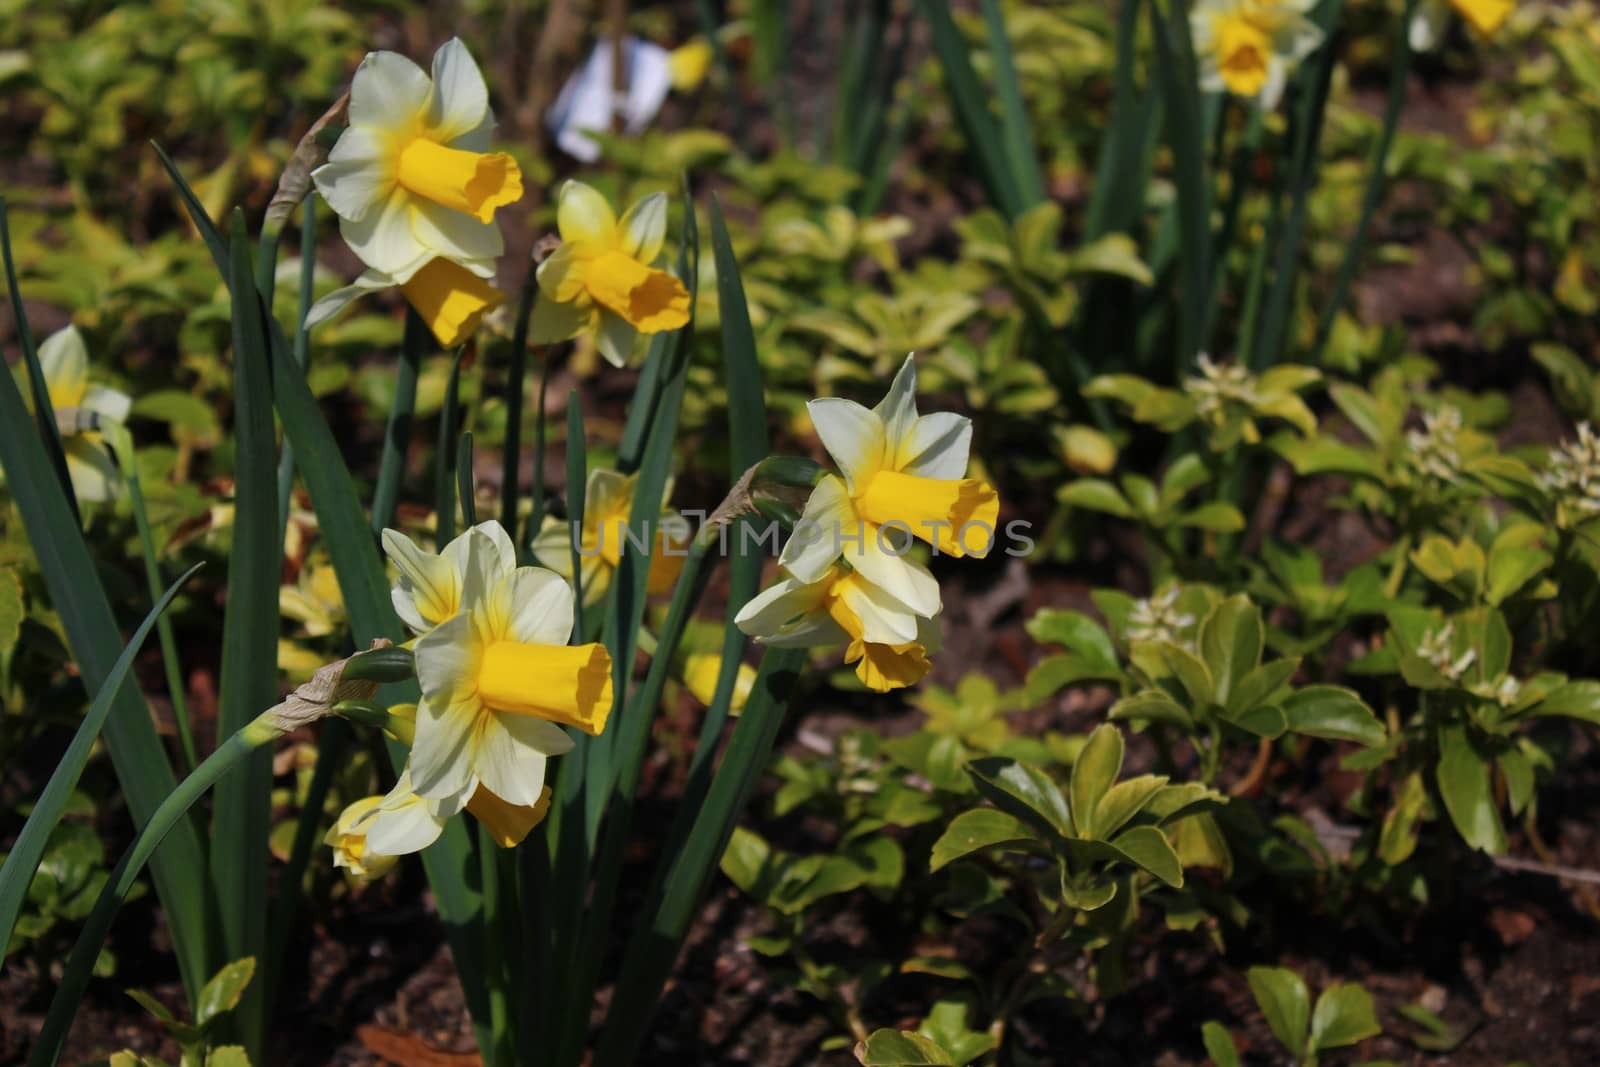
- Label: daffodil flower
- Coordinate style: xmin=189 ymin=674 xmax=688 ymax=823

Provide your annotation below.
xmin=306 ymin=255 xmax=506 ymax=349
xmin=1190 ymin=0 xmax=1324 ymax=110
xmin=1409 ymin=0 xmax=1512 ymax=51
xmin=780 ymin=356 xmax=998 ymax=617
xmin=329 ymin=767 xmax=551 ymax=876
xmin=22 ymin=325 xmax=131 ymax=503
xmin=394 ymin=523 xmax=614 ymax=806
xmin=325 ymin=795 xmax=399 ymax=881
xmin=382 ymin=519 xmax=517 ymax=637
xmin=682 ymin=653 xmax=756 ymax=712
xmin=528 ymin=181 xmax=691 ymax=367
xmin=530 ymin=467 xmax=689 ymax=605
xmin=735 ymin=564 xmax=939 ymax=693
xmin=313 ymin=38 xmax=522 ymax=279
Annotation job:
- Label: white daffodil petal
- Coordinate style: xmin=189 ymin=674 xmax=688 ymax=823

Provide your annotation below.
xmin=409 ymin=695 xmax=481 ymax=802
xmin=426 ymin=38 xmax=490 ymax=143
xmin=342 ymin=189 xmax=427 ymax=279
xmin=849 ymin=533 xmax=942 ymax=617
xmin=595 ymin=312 xmax=639 ymax=368
xmin=410 ymin=199 xmax=505 ymax=266
xmin=807 ymin=398 xmax=885 ymax=490
xmin=305 ymin=270 xmax=394 ymax=330
xmin=874 ymin=355 xmax=920 ymax=455
xmin=82 ymin=385 xmax=131 ymax=425
xmin=501 ymin=567 xmax=576 ymax=646
xmin=366 ymin=789 xmax=447 ymax=856
xmin=64 ymin=439 xmax=119 ymax=503
xmin=618 ymin=193 xmax=669 ymax=264
xmin=779 ymin=475 xmax=857 ymax=583
xmin=557 ymin=180 xmax=618 ymax=245
xmin=531 ymin=518 xmax=577 ymax=578
xmin=734 ymin=573 xmax=831 ymax=639
xmin=526 ymin=289 xmax=590 ymax=344
xmin=313 ymin=126 xmax=393 ymax=223
xmin=414 ymin=614 xmax=482 ymax=705
xmin=38 ymin=325 xmax=88 ymax=409
xmin=382 ymin=528 xmax=460 ymax=634
xmin=895 ymin=412 xmax=972 ymax=480
xmin=837 ymin=576 xmax=921 ymax=645
xmin=474 ymin=712 xmax=564 ymax=806
xmin=348 ymin=50 xmax=433 ymax=130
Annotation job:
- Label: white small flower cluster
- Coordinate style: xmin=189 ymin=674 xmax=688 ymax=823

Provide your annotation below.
xmin=1406 ymin=406 xmax=1465 ymax=484
xmin=1469 ymin=673 xmax=1522 ymax=708
xmin=1127 ymin=587 xmax=1197 ymax=647
xmin=1417 ymin=622 xmax=1477 ymax=682
xmin=1186 ymin=354 xmax=1259 ymax=424
xmin=1537 ymin=422 xmax=1600 ymax=518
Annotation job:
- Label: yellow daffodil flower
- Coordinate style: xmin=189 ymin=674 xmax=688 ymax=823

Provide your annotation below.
xmin=401 ymin=526 xmax=614 ymax=806
xmin=682 ymin=652 xmax=756 ymax=713
xmin=528 ymin=180 xmax=691 ymax=367
xmin=23 ymin=325 xmax=131 ymax=503
xmin=1409 ymin=0 xmax=1512 ymax=50
xmin=382 ymin=519 xmax=517 ymax=637
xmin=781 ymin=356 xmax=998 ymax=618
xmin=307 ymin=255 xmax=506 ymax=349
xmin=310 ymin=38 xmax=520 ymax=347
xmin=530 ymin=467 xmax=689 ymax=605
xmin=325 ymin=795 xmax=399 ymax=881
xmin=667 ymin=38 xmax=714 ymax=91
xmin=1190 ymin=0 xmax=1324 ymax=109
xmin=329 ymin=767 xmax=551 ymax=875
xmin=313 ymin=38 xmax=521 ymax=278
xmin=735 ymin=564 xmax=939 ymax=693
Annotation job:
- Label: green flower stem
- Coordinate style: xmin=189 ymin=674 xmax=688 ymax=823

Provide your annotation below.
xmin=30 ymin=711 xmax=283 ymax=1067
xmin=1311 ymin=0 xmax=1420 ymax=363
xmin=478 ymin=825 xmax=510 ymax=1067
xmin=276 ymin=198 xmax=318 ymax=554
xmin=102 ymin=421 xmax=198 ymax=774
xmin=500 ymin=262 xmax=541 ymax=539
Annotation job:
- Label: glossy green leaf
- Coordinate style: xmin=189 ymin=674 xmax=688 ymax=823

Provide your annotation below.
xmin=1436 ymin=723 xmax=1506 ymax=855
xmin=1109 ymin=689 xmax=1193 ymax=729
xmin=1070 ymin=724 xmax=1125 ymax=836
xmin=1246 ymin=966 xmax=1310 ymax=1060
xmin=196 ymin=957 xmax=256 ymax=1028
xmin=930 ymin=808 xmax=1039 ymax=872
xmin=967 ymin=757 xmax=1073 ymax=839
xmin=855 ymin=1028 xmax=956 ymax=1066
xmin=1199 ymin=595 xmax=1263 ymax=703
xmin=1201 ymin=1021 xmax=1241 ymax=1067
xmin=1106 ymin=826 xmax=1183 ymax=887
xmin=1092 ymin=775 xmax=1170 ymax=840
xmin=1310 ymin=982 xmax=1381 ymax=1052
xmin=1282 ymin=685 xmax=1385 ymax=747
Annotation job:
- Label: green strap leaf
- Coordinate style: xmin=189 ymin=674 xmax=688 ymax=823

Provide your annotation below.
xmin=208 ymin=212 xmax=279 ymax=1057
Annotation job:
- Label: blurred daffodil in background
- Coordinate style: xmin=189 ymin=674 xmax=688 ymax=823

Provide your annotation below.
xmin=1410 ymin=0 xmax=1513 ymax=51
xmin=531 ymin=467 xmax=689 ymax=605
xmin=528 ymin=180 xmax=691 ymax=366
xmin=310 ymin=38 xmax=521 ymax=346
xmin=24 ymin=325 xmax=130 ymax=503
xmin=1190 ymin=0 xmax=1324 ymax=109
